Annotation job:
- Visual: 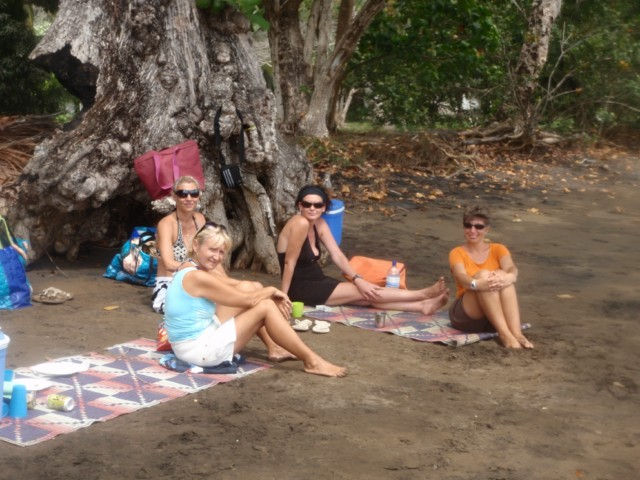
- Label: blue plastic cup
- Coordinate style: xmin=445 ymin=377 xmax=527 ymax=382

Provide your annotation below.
xmin=322 ymin=199 xmax=345 ymax=246
xmin=9 ymin=384 xmax=28 ymax=418
xmin=0 ymin=332 xmax=9 ymax=418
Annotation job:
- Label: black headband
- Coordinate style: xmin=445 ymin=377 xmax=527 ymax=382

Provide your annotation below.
xmin=298 ymin=186 xmax=326 ymax=200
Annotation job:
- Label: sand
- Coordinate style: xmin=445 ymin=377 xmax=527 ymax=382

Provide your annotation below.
xmin=1 ymin=156 xmax=639 ymax=479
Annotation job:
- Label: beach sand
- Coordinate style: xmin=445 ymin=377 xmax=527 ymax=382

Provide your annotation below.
xmin=1 ymin=155 xmax=639 ymax=479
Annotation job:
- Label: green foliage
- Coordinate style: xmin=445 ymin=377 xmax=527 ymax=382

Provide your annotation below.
xmin=347 ymin=0 xmax=640 ymax=133
xmin=345 ymin=0 xmax=508 ymax=127
xmin=0 ymin=0 xmax=74 ymax=114
xmin=541 ymin=0 xmax=640 ymax=131
xmin=195 ymin=0 xmax=269 ymax=31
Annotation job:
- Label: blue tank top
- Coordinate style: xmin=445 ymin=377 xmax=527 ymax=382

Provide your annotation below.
xmin=164 ymin=267 xmax=217 ymax=342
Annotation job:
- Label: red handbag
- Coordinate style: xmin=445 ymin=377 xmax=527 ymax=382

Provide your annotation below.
xmin=134 ymin=140 xmax=205 ymax=199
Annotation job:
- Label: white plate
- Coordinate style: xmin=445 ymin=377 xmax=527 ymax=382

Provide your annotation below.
xmin=12 ymin=378 xmax=54 ymax=391
xmin=30 ymin=360 xmax=90 ymax=377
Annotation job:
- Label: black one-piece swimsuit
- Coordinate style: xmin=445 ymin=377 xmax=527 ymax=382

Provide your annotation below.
xmin=277 ymin=225 xmax=340 ymax=306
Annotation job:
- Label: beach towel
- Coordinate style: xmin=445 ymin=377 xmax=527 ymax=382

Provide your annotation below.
xmin=0 ymin=338 xmax=270 ymax=447
xmin=304 ymin=306 xmax=531 ymax=347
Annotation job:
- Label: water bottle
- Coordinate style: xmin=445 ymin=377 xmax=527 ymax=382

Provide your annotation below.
xmin=385 ymin=260 xmax=400 ymax=288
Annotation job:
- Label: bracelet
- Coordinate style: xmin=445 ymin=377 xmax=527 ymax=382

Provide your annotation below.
xmin=352 ymin=273 xmax=362 ymax=283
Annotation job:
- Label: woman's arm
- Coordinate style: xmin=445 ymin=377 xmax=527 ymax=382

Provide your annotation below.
xmin=316 ymin=219 xmax=382 ymax=300
xmin=184 ymin=269 xmax=284 ymax=309
xmin=156 ymin=216 xmax=182 ymax=273
xmin=280 ymin=217 xmax=308 ymax=294
xmin=489 ymin=255 xmax=517 ymax=288
xmin=451 ymin=262 xmax=482 ymax=291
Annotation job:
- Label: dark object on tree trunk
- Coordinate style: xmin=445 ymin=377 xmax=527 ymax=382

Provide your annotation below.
xmin=214 ymin=107 xmax=244 ymax=189
xmin=4 ymin=0 xmax=313 ymax=274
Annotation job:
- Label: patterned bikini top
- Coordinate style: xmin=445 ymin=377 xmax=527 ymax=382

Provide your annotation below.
xmin=173 ymin=213 xmax=199 ymax=263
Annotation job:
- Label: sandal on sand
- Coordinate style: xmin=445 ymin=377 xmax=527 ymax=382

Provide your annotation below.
xmin=32 ymin=287 xmax=73 ymax=304
xmin=292 ymin=319 xmax=312 ymax=332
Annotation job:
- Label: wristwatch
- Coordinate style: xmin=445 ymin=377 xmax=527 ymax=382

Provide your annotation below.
xmin=352 ymin=273 xmax=362 ymax=283
xmin=470 ymin=279 xmax=478 ymax=290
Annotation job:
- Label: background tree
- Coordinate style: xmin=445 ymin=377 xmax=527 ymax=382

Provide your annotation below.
xmin=263 ymin=0 xmax=387 ymax=137
xmin=540 ymin=0 xmax=640 ymax=134
xmin=6 ymin=0 xmax=311 ymax=273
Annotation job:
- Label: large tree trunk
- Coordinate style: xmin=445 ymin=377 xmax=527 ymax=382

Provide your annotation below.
xmin=264 ymin=0 xmax=385 ymax=138
xmin=6 ymin=0 xmax=312 ymax=274
xmin=514 ymin=0 xmax=563 ymax=143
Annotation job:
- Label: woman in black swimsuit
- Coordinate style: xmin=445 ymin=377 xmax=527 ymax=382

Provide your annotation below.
xmin=152 ymin=176 xmax=206 ymax=313
xmin=277 ymin=185 xmax=449 ymax=313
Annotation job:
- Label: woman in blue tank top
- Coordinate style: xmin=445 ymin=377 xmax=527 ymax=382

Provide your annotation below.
xmin=164 ymin=222 xmax=346 ymax=378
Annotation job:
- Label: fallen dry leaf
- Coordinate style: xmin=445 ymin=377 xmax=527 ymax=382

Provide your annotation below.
xmin=367 ymin=190 xmax=387 ymax=200
xmin=103 ymin=305 xmax=120 ymax=310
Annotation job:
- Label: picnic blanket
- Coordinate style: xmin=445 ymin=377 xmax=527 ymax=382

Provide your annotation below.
xmin=304 ymin=306 xmax=531 ymax=347
xmin=0 ymin=338 xmax=270 ymax=447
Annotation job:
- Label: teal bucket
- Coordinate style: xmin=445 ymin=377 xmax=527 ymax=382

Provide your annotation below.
xmin=322 ymin=199 xmax=345 ymax=246
xmin=0 ymin=331 xmax=9 ymax=418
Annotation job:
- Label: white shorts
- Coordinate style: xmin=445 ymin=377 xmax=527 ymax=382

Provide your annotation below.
xmin=171 ymin=317 xmax=237 ymax=367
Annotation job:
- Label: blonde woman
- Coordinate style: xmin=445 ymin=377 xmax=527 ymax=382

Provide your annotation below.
xmin=163 ymin=223 xmax=347 ymax=377
xmin=152 ymin=176 xmax=206 ymax=313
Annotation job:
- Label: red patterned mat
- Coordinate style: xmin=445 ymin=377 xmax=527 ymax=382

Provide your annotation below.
xmin=0 ymin=338 xmax=271 ymax=447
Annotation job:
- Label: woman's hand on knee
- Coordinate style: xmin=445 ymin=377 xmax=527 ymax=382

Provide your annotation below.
xmin=355 ymin=278 xmax=382 ymax=301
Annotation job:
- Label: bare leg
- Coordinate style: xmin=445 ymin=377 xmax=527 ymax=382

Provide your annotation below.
xmin=326 ymin=280 xmax=449 ymax=311
xmin=464 ymin=290 xmax=521 ymax=349
xmin=499 ymin=284 xmax=533 ymax=349
xmin=234 ymin=299 xmax=346 ymax=377
xmin=372 ymin=291 xmax=449 ymax=315
xmin=216 ymin=280 xmax=296 ymax=360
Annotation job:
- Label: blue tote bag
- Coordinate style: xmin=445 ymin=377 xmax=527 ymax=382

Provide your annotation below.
xmin=0 ymin=217 xmax=31 ymax=310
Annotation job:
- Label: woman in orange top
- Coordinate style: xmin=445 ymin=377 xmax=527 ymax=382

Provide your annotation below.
xmin=448 ymin=206 xmax=533 ymax=349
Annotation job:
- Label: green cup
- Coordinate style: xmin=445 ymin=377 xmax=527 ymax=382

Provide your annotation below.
xmin=291 ymin=301 xmax=304 ymax=319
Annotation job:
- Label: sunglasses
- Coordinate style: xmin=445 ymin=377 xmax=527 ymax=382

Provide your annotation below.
xmin=463 ymin=222 xmax=486 ymax=230
xmin=300 ymin=200 xmax=325 ymax=209
xmin=197 ymin=221 xmax=228 ymax=235
xmin=175 ymin=189 xmax=200 ymax=198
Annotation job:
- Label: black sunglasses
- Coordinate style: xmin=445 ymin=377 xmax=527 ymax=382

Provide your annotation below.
xmin=463 ymin=222 xmax=486 ymax=230
xmin=175 ymin=189 xmax=200 ymax=198
xmin=300 ymin=200 xmax=325 ymax=209
xmin=197 ymin=221 xmax=228 ymax=235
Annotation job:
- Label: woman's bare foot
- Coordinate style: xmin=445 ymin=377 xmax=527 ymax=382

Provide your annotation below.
xmin=420 ymin=291 xmax=449 ymax=315
xmin=268 ymin=345 xmax=297 ymax=362
xmin=515 ymin=334 xmax=534 ymax=349
xmin=303 ymin=357 xmax=347 ymax=377
xmin=422 ymin=277 xmax=448 ymax=299
xmin=498 ymin=332 xmax=522 ymax=349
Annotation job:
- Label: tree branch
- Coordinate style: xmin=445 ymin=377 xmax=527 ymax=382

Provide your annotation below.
xmin=328 ymin=0 xmax=386 ymax=80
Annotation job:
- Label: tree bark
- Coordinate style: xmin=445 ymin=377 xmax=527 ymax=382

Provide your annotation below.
xmin=5 ymin=0 xmax=311 ymax=274
xmin=514 ymin=0 xmax=563 ymax=143
xmin=265 ymin=0 xmax=386 ymax=138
